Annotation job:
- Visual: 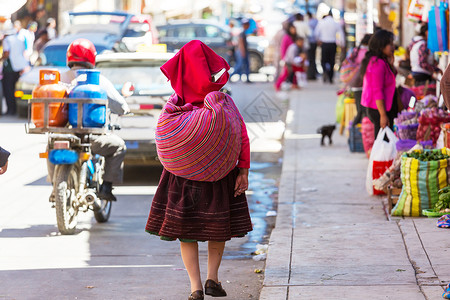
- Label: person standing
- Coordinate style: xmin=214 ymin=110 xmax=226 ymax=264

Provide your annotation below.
xmin=230 ymin=19 xmax=251 ymax=83
xmin=314 ymin=10 xmax=345 ymax=83
xmin=0 ymin=147 xmax=10 ymax=174
xmin=145 ymin=40 xmax=252 ymax=300
xmin=1 ymin=21 xmax=29 ymax=115
xmin=45 ymin=18 xmax=56 ymax=40
xmin=292 ymin=13 xmax=310 ymax=50
xmin=360 ymin=30 xmax=397 ymax=135
xmin=306 ymin=11 xmax=318 ymax=80
xmin=19 ymin=21 xmax=37 ymax=60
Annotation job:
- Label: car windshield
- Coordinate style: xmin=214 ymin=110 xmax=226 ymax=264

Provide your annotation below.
xmin=69 ymin=14 xmax=125 ymax=35
xmin=42 ymin=45 xmax=107 ymax=67
xmin=124 ymin=23 xmax=149 ymax=37
xmin=96 ymin=60 xmax=172 ymax=95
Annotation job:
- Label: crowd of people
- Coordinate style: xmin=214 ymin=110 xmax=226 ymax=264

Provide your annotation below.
xmin=0 ymin=15 xmax=57 ymax=115
xmin=272 ymin=10 xmax=345 ymax=91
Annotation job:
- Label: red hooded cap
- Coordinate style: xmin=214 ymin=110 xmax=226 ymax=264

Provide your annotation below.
xmin=160 ymin=40 xmax=230 ymax=106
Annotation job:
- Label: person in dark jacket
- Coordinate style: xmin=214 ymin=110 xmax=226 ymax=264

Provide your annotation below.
xmin=0 ymin=147 xmax=10 ymax=174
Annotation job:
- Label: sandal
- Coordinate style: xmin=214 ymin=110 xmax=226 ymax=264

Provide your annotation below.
xmin=188 ymin=290 xmax=204 ymax=300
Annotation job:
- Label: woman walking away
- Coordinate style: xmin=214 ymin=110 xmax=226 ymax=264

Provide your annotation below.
xmin=145 ymin=40 xmax=252 ymax=300
xmin=360 ymin=30 xmax=397 ymax=136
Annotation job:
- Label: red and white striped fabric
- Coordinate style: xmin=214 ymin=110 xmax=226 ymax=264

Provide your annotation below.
xmin=156 ymin=91 xmax=242 ymax=182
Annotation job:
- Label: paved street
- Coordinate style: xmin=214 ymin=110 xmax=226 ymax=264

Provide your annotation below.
xmin=0 ymin=80 xmax=284 ymax=300
xmin=260 ymin=81 xmax=449 ymax=300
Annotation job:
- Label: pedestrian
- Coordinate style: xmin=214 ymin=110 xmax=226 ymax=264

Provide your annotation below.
xmin=45 ymin=18 xmax=56 ymax=40
xmin=408 ymin=23 xmax=441 ymax=85
xmin=230 ymin=18 xmax=251 ymax=83
xmin=225 ymin=20 xmax=239 ymax=64
xmin=0 ymin=147 xmax=10 ymax=174
xmin=271 ymin=19 xmax=290 ymax=79
xmin=345 ymin=33 xmax=371 ymax=125
xmin=360 ymin=30 xmax=397 ymax=135
xmin=292 ymin=13 xmax=311 ymax=50
xmin=19 ymin=21 xmax=37 ymax=60
xmin=280 ymin=23 xmax=297 ymax=62
xmin=1 ymin=21 xmax=29 ymax=116
xmin=145 ymin=40 xmax=252 ymax=300
xmin=314 ymin=10 xmax=345 ymax=83
xmin=46 ymin=38 xmax=130 ymax=202
xmin=306 ymin=11 xmax=319 ymax=80
xmin=33 ymin=29 xmax=49 ymax=54
xmin=275 ymin=36 xmax=306 ymax=91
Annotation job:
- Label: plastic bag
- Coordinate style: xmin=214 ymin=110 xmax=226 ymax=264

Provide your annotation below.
xmin=366 ymin=127 xmax=398 ymax=195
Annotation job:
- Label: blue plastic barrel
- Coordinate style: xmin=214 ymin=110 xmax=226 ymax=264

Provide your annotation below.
xmin=68 ymin=70 xmax=107 ymax=128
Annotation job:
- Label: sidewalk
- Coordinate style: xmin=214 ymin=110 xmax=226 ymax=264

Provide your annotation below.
xmin=260 ymin=81 xmax=449 ymax=300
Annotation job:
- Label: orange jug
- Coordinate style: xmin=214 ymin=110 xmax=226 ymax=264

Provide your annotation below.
xmin=31 ymin=69 xmax=68 ymax=128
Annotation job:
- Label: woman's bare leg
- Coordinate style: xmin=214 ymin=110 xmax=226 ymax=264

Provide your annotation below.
xmin=207 ymin=241 xmax=225 ymax=282
xmin=180 ymin=241 xmax=203 ymax=292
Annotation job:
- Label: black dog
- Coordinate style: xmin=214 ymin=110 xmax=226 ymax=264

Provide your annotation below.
xmin=317 ymin=124 xmax=336 ymax=146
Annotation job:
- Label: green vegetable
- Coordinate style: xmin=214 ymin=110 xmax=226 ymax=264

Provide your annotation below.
xmin=435 ymin=186 xmax=450 ymax=212
xmin=405 ymin=150 xmax=450 ymax=162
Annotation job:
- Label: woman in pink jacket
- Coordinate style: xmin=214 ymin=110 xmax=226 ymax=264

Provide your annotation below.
xmin=360 ymin=30 xmax=397 ymax=135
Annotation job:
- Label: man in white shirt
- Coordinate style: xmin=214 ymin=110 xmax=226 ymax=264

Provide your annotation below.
xmin=314 ymin=11 xmax=345 ymax=83
xmin=1 ymin=21 xmax=30 ymax=115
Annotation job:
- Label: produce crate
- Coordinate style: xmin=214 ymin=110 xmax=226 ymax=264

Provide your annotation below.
xmin=26 ymin=98 xmax=109 ymax=134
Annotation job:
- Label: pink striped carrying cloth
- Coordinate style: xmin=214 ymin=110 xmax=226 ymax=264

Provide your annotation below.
xmin=156 ymin=91 xmax=242 ymax=182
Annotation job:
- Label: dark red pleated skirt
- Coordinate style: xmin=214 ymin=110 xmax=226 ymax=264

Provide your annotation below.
xmin=145 ymin=168 xmax=253 ymax=242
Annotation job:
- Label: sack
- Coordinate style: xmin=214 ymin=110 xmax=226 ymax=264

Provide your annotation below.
xmin=361 ymin=117 xmax=375 ymax=158
xmin=156 ymin=91 xmax=242 ymax=182
xmin=339 ymin=50 xmax=360 ymax=84
xmin=391 ymin=149 xmax=450 ymax=216
xmin=366 ymin=127 xmax=398 ymax=195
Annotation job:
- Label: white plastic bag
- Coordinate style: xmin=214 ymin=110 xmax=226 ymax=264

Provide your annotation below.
xmin=366 ymin=127 xmax=398 ymax=195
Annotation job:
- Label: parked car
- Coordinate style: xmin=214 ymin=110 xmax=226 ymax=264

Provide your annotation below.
xmin=157 ymin=20 xmax=268 ymax=73
xmin=15 ymin=11 xmax=133 ymax=117
xmin=95 ymin=51 xmax=174 ymax=165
